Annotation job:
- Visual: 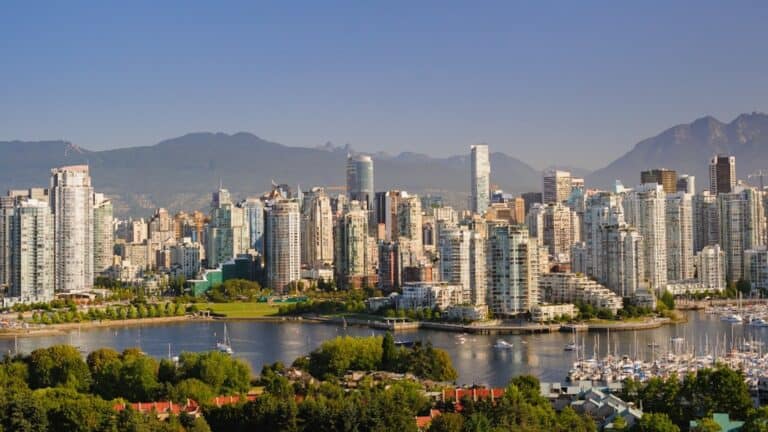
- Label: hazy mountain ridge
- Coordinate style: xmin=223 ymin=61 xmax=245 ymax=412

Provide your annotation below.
xmin=0 ymin=133 xmax=541 ymax=217
xmin=588 ymin=112 xmax=768 ymax=189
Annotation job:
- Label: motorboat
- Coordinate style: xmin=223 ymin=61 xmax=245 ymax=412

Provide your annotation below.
xmin=749 ymin=318 xmax=768 ymax=328
xmin=721 ymin=314 xmax=744 ymax=324
xmin=564 ymin=342 xmax=577 ymax=351
xmin=494 ymin=340 xmax=514 ymax=349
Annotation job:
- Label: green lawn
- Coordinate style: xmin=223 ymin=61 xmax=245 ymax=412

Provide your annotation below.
xmin=207 ymin=302 xmax=280 ymax=318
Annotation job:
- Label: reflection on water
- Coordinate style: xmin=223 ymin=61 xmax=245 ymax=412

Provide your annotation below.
xmin=0 ymin=311 xmax=764 ymax=387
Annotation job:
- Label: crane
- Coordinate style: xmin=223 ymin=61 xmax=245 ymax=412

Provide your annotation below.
xmin=748 ymin=170 xmax=768 ymax=191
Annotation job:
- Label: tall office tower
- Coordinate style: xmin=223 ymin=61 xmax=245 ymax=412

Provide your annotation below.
xmin=665 ymin=192 xmax=694 ymax=281
xmin=542 ymin=203 xmax=575 ymax=262
xmin=92 ymin=193 xmax=114 ymax=275
xmin=241 ymin=199 xmax=265 ymax=255
xmin=692 ymin=191 xmax=719 ymax=253
xmin=265 ymin=199 xmax=301 ymax=292
xmin=206 ymin=188 xmax=248 ymax=268
xmin=301 ymin=187 xmax=334 ymax=269
xmin=397 ymin=194 xmax=423 ymax=259
xmin=487 ymin=223 xmax=539 ymax=316
xmin=334 ymin=200 xmax=371 ymax=286
xmin=148 ymin=208 xmax=175 ymax=244
xmin=604 ymin=225 xmax=644 ymax=297
xmin=521 ymin=192 xmax=543 ymax=214
xmin=470 ymin=144 xmax=491 ymax=214
xmin=624 ymin=183 xmax=667 ymax=292
xmin=50 ymin=165 xmax=94 ymax=292
xmin=0 ymin=196 xmax=14 ymax=288
xmin=718 ymin=186 xmax=765 ymax=282
xmin=583 ymin=192 xmax=625 ymax=280
xmin=9 ymin=199 xmax=54 ymax=302
xmin=697 ymin=245 xmax=725 ymax=292
xmin=346 ymin=154 xmax=374 ymax=215
xmin=542 ymin=169 xmax=572 ymax=204
xmin=677 ymin=174 xmax=696 ymax=195
xmin=640 ymin=168 xmax=678 ymax=194
xmin=710 ymin=155 xmax=736 ymax=195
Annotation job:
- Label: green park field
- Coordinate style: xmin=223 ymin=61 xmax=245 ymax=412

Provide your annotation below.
xmin=207 ymin=302 xmax=280 ymax=318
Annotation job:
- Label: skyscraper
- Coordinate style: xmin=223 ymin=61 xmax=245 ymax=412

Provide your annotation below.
xmin=470 ymin=144 xmax=490 ymax=214
xmin=93 ymin=193 xmax=114 ymax=275
xmin=397 ymin=194 xmax=423 ymax=260
xmin=542 ymin=169 xmax=572 ymax=204
xmin=334 ymin=200 xmax=371 ymax=287
xmin=718 ymin=186 xmax=765 ymax=282
xmin=265 ymin=199 xmax=301 ymax=292
xmin=665 ymin=192 xmax=694 ymax=281
xmin=709 ymin=155 xmax=736 ymax=195
xmin=604 ymin=224 xmax=644 ymax=297
xmin=346 ymin=154 xmax=374 ymax=212
xmin=9 ymin=199 xmax=54 ymax=302
xmin=0 ymin=196 xmax=14 ymax=289
xmin=624 ymin=183 xmax=667 ymax=292
xmin=301 ymin=187 xmax=334 ymax=269
xmin=641 ymin=168 xmax=677 ymax=194
xmin=439 ymin=224 xmax=487 ymax=306
xmin=241 ymin=198 xmax=265 ymax=255
xmin=677 ymin=174 xmax=696 ymax=194
xmin=50 ymin=165 xmax=94 ymax=292
xmin=487 ymin=223 xmax=539 ymax=316
xmin=206 ymin=188 xmax=248 ymax=268
xmin=692 ymin=191 xmax=719 ymax=253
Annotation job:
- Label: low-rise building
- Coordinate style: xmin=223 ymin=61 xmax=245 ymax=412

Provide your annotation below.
xmin=398 ymin=282 xmax=463 ymax=310
xmin=539 ymin=272 xmax=623 ymax=314
xmin=531 ymin=303 xmax=575 ymax=322
xmin=445 ymin=304 xmax=489 ymax=321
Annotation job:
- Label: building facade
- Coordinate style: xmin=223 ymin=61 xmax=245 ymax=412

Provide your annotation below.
xmin=470 ymin=144 xmax=490 ymax=214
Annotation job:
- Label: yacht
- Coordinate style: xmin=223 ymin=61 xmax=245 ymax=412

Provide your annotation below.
xmin=749 ymin=318 xmax=768 ymax=328
xmin=216 ymin=324 xmax=234 ymax=355
xmin=494 ymin=340 xmax=514 ymax=349
xmin=722 ymin=314 xmax=744 ymax=324
xmin=564 ymin=342 xmax=577 ymax=351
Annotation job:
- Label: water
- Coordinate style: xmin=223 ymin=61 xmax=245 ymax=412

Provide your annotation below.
xmin=1 ymin=311 xmax=765 ymax=387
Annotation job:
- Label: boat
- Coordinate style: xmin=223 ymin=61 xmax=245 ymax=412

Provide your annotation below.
xmin=749 ymin=318 xmax=768 ymax=328
xmin=721 ymin=314 xmax=744 ymax=324
xmin=564 ymin=342 xmax=577 ymax=351
xmin=494 ymin=340 xmax=514 ymax=349
xmin=216 ymin=324 xmax=234 ymax=355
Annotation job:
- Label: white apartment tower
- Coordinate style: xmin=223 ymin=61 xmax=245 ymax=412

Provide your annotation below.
xmin=10 ymin=199 xmax=54 ymax=302
xmin=624 ymin=183 xmax=667 ymax=292
xmin=697 ymin=244 xmax=725 ymax=292
xmin=93 ymin=193 xmax=114 ymax=275
xmin=397 ymin=194 xmax=424 ymax=260
xmin=718 ymin=186 xmax=765 ymax=282
xmin=665 ymin=192 xmax=694 ymax=281
xmin=301 ymin=187 xmax=334 ymax=269
xmin=542 ymin=169 xmax=572 ymax=204
xmin=604 ymin=225 xmax=644 ymax=297
xmin=334 ymin=200 xmax=371 ymax=283
xmin=487 ymin=223 xmax=539 ymax=316
xmin=470 ymin=144 xmax=490 ymax=214
xmin=265 ymin=199 xmax=301 ymax=292
xmin=50 ymin=165 xmax=94 ymax=292
xmin=692 ymin=191 xmax=719 ymax=253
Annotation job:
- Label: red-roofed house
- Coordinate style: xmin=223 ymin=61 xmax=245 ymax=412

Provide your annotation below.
xmin=114 ymin=399 xmax=200 ymax=420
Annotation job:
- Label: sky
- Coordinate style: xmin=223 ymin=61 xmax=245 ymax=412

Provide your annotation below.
xmin=2 ymin=1 xmax=768 ymax=170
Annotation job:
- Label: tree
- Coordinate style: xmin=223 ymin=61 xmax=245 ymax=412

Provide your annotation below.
xmin=692 ymin=417 xmax=722 ymax=432
xmin=736 ymin=279 xmax=752 ymax=296
xmin=635 ymin=413 xmax=680 ymax=432
xmin=27 ymin=345 xmax=92 ymax=392
xmin=381 ymin=332 xmax=398 ymax=371
xmin=428 ymin=412 xmax=464 ymax=432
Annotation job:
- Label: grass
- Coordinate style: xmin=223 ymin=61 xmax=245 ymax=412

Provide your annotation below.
xmin=207 ymin=302 xmax=280 ymax=318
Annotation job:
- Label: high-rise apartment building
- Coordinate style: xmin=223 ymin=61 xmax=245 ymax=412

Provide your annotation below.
xmin=50 ymin=165 xmax=94 ymax=292
xmin=438 ymin=225 xmax=487 ymax=306
xmin=206 ymin=188 xmax=248 ymax=268
xmin=0 ymin=196 xmax=14 ymax=288
xmin=334 ymin=200 xmax=371 ymax=286
xmin=542 ymin=203 xmax=575 ymax=262
xmin=718 ymin=186 xmax=765 ymax=282
xmin=240 ymin=199 xmax=265 ymax=255
xmin=697 ymin=244 xmax=725 ymax=292
xmin=93 ymin=193 xmax=114 ymax=275
xmin=148 ymin=208 xmax=175 ymax=244
xmin=265 ymin=199 xmax=301 ymax=292
xmin=641 ymin=168 xmax=677 ymax=194
xmin=692 ymin=191 xmax=719 ymax=253
xmin=398 ymin=194 xmax=423 ymax=260
xmin=583 ymin=192 xmax=625 ymax=281
xmin=677 ymin=174 xmax=696 ymax=194
xmin=301 ymin=187 xmax=334 ymax=269
xmin=9 ymin=199 xmax=54 ymax=302
xmin=710 ymin=155 xmax=736 ymax=195
xmin=487 ymin=223 xmax=539 ymax=316
xmin=346 ymin=154 xmax=374 ymax=214
xmin=665 ymin=192 xmax=694 ymax=281
xmin=604 ymin=224 xmax=644 ymax=297
xmin=624 ymin=183 xmax=667 ymax=292
xmin=542 ymin=169 xmax=572 ymax=204
xmin=470 ymin=144 xmax=490 ymax=214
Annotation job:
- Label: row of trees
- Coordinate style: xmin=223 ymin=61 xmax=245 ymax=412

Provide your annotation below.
xmin=302 ymin=334 xmax=457 ymax=382
xmin=206 ymin=279 xmax=268 ymax=303
xmin=29 ymin=302 xmax=188 ymax=325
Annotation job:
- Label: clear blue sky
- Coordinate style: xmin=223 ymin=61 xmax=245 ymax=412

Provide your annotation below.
xmin=2 ymin=1 xmax=768 ymax=169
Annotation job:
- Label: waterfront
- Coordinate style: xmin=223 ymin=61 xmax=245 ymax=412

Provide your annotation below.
xmin=1 ymin=310 xmax=765 ymax=387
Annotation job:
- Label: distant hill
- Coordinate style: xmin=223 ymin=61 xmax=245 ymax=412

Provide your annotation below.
xmin=0 ymin=133 xmax=542 ymax=217
xmin=588 ymin=112 xmax=768 ymax=189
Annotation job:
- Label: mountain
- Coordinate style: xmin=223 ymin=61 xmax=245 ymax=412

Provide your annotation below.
xmin=588 ymin=112 xmax=768 ymax=189
xmin=0 ymin=133 xmax=541 ymax=217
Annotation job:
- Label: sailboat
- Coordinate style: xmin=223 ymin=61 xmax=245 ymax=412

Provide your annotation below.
xmin=216 ymin=324 xmax=234 ymax=355
xmin=564 ymin=327 xmax=577 ymax=351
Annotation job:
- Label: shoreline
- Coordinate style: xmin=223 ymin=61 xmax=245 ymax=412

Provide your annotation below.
xmin=0 ymin=315 xmax=209 ymax=339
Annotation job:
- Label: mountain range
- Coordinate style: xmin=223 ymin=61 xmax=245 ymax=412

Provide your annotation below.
xmin=1 ymin=112 xmax=766 ymax=217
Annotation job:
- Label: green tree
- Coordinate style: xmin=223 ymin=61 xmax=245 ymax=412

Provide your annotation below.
xmin=428 ymin=412 xmax=464 ymax=432
xmin=635 ymin=413 xmax=680 ymax=432
xmin=27 ymin=345 xmax=92 ymax=392
xmin=381 ymin=332 xmax=398 ymax=371
xmin=692 ymin=417 xmax=722 ymax=432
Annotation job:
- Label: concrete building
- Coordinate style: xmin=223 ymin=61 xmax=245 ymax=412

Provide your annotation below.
xmin=301 ymin=187 xmax=334 ymax=269
xmin=697 ymin=244 xmax=726 ymax=292
xmin=438 ymin=225 xmax=486 ymax=306
xmin=542 ymin=203 xmax=575 ymax=263
xmin=334 ymin=200 xmax=372 ymax=287
xmin=0 ymin=196 xmax=15 ymax=289
xmin=206 ymin=188 xmax=249 ymax=269
xmin=665 ymin=192 xmax=694 ymax=281
xmin=9 ymin=199 xmax=54 ymax=302
xmin=50 ymin=165 xmax=94 ymax=293
xmin=692 ymin=191 xmax=719 ymax=253
xmin=604 ymin=224 xmax=644 ymax=298
xmin=543 ymin=169 xmax=572 ymax=204
xmin=719 ymin=186 xmax=765 ymax=282
xmin=93 ymin=193 xmax=114 ymax=275
xmin=399 ymin=282 xmax=463 ymax=311
xmin=640 ymin=168 xmax=677 ymax=194
xmin=710 ymin=155 xmax=736 ymax=195
xmin=624 ymin=183 xmax=667 ymax=292
xmin=487 ymin=223 xmax=539 ymax=316
xmin=583 ymin=192 xmax=625 ymax=281
xmin=677 ymin=174 xmax=696 ymax=194
xmin=265 ymin=199 xmax=301 ymax=292
xmin=470 ymin=144 xmax=491 ymax=214
xmin=148 ymin=208 xmax=175 ymax=244
xmin=398 ymin=194 xmax=423 ymax=260
xmin=531 ymin=303 xmax=576 ymax=322
xmin=539 ymin=272 xmax=623 ymax=315
xmin=240 ymin=198 xmax=265 ymax=255
xmin=346 ymin=153 xmax=374 ymax=216
xmin=745 ymin=246 xmax=768 ymax=292
xmin=169 ymin=238 xmax=202 ymax=279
